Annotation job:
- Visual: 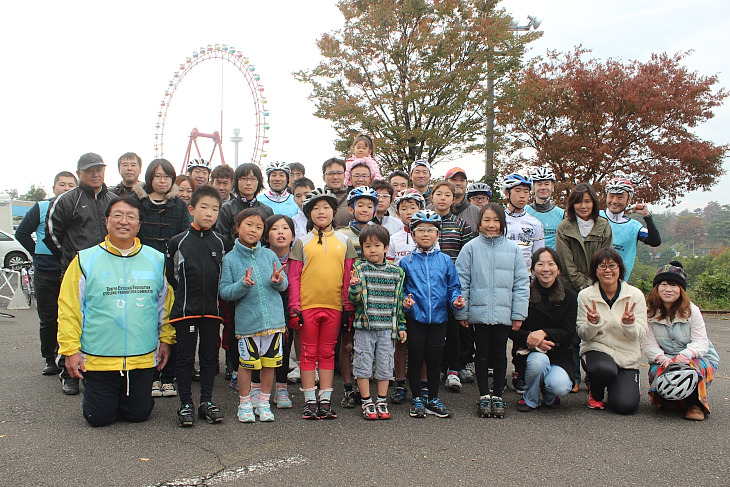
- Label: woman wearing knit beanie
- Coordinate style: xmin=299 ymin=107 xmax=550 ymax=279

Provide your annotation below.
xmin=641 ymin=261 xmax=720 ymax=421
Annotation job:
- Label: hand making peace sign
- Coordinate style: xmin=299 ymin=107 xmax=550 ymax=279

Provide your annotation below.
xmin=622 ymin=302 xmax=637 ymax=325
xmin=271 ymin=262 xmax=287 ymax=284
xmin=584 ymin=300 xmax=600 ymax=324
xmin=242 ymin=266 xmax=255 ymax=286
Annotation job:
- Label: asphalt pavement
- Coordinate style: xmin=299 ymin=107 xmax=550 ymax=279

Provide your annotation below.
xmin=1 ymin=307 xmax=729 ymax=486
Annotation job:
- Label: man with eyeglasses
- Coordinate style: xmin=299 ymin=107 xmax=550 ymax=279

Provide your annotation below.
xmin=322 ymin=157 xmax=353 ymax=228
xmin=57 ymin=196 xmax=175 ymax=427
xmin=45 ymin=152 xmax=118 ymax=395
xmin=113 ymin=152 xmax=142 ymax=197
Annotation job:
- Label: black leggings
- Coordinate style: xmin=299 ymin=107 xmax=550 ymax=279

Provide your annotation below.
xmin=407 ymin=319 xmax=446 ymax=401
xmin=582 ymin=350 xmax=640 ymax=414
xmin=441 ymin=309 xmax=461 ymax=371
xmin=174 ymin=318 xmax=221 ymax=404
xmin=473 ymin=324 xmax=510 ymax=397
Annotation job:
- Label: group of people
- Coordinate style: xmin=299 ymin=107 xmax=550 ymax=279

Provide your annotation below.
xmin=14 ymin=134 xmax=718 ymax=427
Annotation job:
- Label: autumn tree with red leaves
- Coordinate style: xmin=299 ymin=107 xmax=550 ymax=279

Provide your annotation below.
xmin=500 ymin=47 xmax=728 ymax=205
xmin=294 ymin=0 xmax=539 ymax=172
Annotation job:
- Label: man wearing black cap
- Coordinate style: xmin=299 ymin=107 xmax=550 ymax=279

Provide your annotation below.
xmin=44 ymin=152 xmax=118 ymax=395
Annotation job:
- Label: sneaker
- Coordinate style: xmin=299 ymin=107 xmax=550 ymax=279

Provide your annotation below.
xmin=425 ymin=398 xmax=451 ymax=418
xmin=61 ymin=377 xmax=79 ymax=395
xmin=287 ymin=364 xmax=301 ymax=383
xmin=237 ymin=403 xmax=255 ymax=423
xmin=341 ymin=390 xmax=357 ymax=408
xmin=587 ymin=394 xmax=605 ymax=410
xmin=151 ymin=380 xmax=163 ymax=397
xmin=375 ymin=401 xmax=391 ymax=420
xmin=516 ymin=399 xmax=535 ymax=412
xmin=458 ymin=365 xmax=475 ymax=383
xmin=42 ymin=360 xmax=62 ymax=376
xmin=409 ymin=397 xmax=426 ymax=418
xmin=317 ymin=401 xmax=337 ymax=419
xmin=445 ymin=373 xmax=462 ymax=392
xmin=256 ymin=402 xmax=275 ymax=422
xmin=177 ymin=403 xmax=195 ymax=426
xmin=198 ymin=401 xmax=224 ymax=423
xmin=274 ymin=389 xmax=292 ymax=409
xmin=491 ymin=396 xmax=506 ymax=418
xmin=161 ymin=382 xmax=177 ymax=397
xmin=477 ymin=395 xmax=492 ymax=417
xmin=512 ymin=372 xmax=525 ymax=395
xmin=362 ymin=402 xmax=378 ymax=420
xmin=390 ymin=385 xmax=408 ymax=404
xmin=302 ymin=401 xmax=319 ymax=420
xmin=229 ymin=375 xmax=239 ymax=391
xmin=684 ymin=405 xmax=705 ymax=421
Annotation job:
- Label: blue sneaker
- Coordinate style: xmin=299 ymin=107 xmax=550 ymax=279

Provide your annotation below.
xmin=409 ymin=397 xmax=426 ymax=418
xmin=425 ymin=398 xmax=451 ymax=418
xmin=390 ymin=385 xmax=408 ymax=404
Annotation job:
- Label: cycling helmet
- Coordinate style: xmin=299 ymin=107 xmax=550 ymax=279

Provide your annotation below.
xmin=466 ymin=182 xmax=492 ymax=198
xmin=503 ymin=172 xmax=532 ymax=190
xmin=265 ymin=161 xmax=291 ymax=178
xmin=303 ymin=188 xmax=339 ymax=217
xmin=187 ymin=158 xmax=211 ymax=172
xmin=393 ymin=188 xmax=426 ymax=211
xmin=529 ymin=166 xmax=556 ymax=182
xmin=605 ymin=176 xmax=635 ymax=198
xmin=347 ymin=186 xmax=379 ymax=206
xmin=409 ymin=209 xmax=442 ymax=232
xmin=654 ymin=362 xmax=699 ymax=401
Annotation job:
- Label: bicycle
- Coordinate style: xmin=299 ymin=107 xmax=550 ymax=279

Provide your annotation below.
xmin=9 ymin=261 xmax=34 ymax=307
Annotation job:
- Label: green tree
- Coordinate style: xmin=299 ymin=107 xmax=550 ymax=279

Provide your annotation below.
xmin=500 ymin=48 xmax=727 ymax=205
xmin=294 ymin=0 xmax=539 ymax=172
xmin=21 ymin=185 xmax=47 ymax=202
xmin=2 ymin=188 xmax=19 ymax=199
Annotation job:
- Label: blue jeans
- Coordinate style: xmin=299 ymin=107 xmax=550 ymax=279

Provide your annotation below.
xmin=522 ymin=352 xmax=572 ymax=408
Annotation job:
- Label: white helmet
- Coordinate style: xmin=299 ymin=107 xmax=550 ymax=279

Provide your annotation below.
xmin=654 ymin=362 xmax=699 ymax=401
xmin=187 ymin=158 xmax=211 ymax=172
xmin=605 ymin=176 xmax=635 ymax=199
xmin=529 ymin=166 xmax=556 ymax=182
xmin=266 ymin=161 xmax=291 ymax=178
xmin=503 ymin=172 xmax=532 ymax=190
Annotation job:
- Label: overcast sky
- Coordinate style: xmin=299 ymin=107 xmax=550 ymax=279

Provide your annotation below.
xmin=2 ymin=0 xmax=727 ymax=211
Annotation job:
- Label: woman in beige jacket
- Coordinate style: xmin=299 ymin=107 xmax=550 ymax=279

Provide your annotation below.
xmin=577 ymin=248 xmax=648 ymax=414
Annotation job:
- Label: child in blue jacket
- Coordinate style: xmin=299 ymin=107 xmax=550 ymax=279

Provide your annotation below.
xmin=399 ymin=210 xmax=465 ymax=419
xmin=455 ymin=203 xmax=529 ymax=419
xmin=220 ymin=208 xmax=288 ymax=423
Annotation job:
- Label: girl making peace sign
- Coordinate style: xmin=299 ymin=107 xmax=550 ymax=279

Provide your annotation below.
xmin=576 ymin=248 xmax=648 ymax=414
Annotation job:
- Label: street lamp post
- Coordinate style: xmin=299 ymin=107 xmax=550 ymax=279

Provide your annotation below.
xmin=231 ymin=128 xmax=243 ymax=169
xmin=485 ymin=14 xmax=543 ymax=178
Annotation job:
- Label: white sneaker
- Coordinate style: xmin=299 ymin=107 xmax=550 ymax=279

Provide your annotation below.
xmin=256 ymin=402 xmax=275 ymax=422
xmin=237 ymin=403 xmax=255 ymax=423
xmin=151 ymin=380 xmax=162 ymax=397
xmin=445 ymin=373 xmax=462 ymax=391
xmin=287 ymin=365 xmax=301 ymax=383
xmin=161 ymin=382 xmax=177 ymax=397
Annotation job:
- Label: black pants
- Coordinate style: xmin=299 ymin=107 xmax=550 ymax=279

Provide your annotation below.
xmin=82 ymin=368 xmax=155 ymax=427
xmin=473 ymin=324 xmax=510 ymax=397
xmin=458 ymin=322 xmax=475 ymax=370
xmin=34 ymin=268 xmax=61 ymax=362
xmin=407 ymin=319 xmax=446 ymax=401
xmin=440 ymin=309 xmax=461 ymax=372
xmin=582 ymin=350 xmax=640 ymax=415
xmin=174 ymin=318 xmax=221 ymax=404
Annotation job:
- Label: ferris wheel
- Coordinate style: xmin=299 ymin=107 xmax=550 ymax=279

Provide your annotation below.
xmin=154 ymin=44 xmax=270 ymax=171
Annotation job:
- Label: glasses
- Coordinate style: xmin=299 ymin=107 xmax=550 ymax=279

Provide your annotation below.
xmin=377 ymin=193 xmax=392 ymax=200
xmin=153 ymin=175 xmax=172 ymax=181
xmin=324 ymin=171 xmax=345 ymax=177
xmin=413 ymin=228 xmax=438 ymax=234
xmin=109 ymin=213 xmax=139 ymax=223
xmin=238 ymin=177 xmax=258 ymax=183
xmin=472 ymin=196 xmax=489 ymax=202
xmin=597 ymin=263 xmax=619 ymax=270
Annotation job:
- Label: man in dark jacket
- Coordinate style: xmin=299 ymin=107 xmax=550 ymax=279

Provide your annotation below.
xmin=112 ymin=152 xmax=142 ymax=197
xmin=43 ymin=152 xmax=118 ymax=394
xmin=15 ymin=171 xmax=77 ymax=375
